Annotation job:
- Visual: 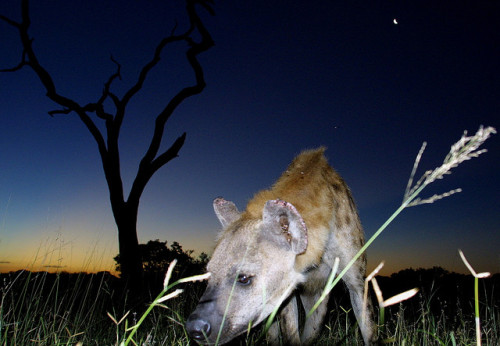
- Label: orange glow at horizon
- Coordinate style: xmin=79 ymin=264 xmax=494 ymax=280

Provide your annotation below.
xmin=0 ymin=232 xmax=119 ymax=275
xmin=0 ymin=226 xmax=216 ymax=276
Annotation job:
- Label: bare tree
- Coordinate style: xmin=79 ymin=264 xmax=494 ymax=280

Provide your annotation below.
xmin=0 ymin=0 xmax=214 ymax=291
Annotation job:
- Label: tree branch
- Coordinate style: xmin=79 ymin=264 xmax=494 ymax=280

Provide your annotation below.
xmin=1 ymin=0 xmax=120 ymax=199
xmin=1 ymin=1 xmax=107 ymax=150
xmin=100 ymin=56 xmax=122 ymax=106
xmin=48 ymin=108 xmax=72 ymax=116
xmin=151 ymin=132 xmax=187 ymax=172
xmin=0 ymin=50 xmax=28 ymax=72
xmin=0 ymin=12 xmax=22 ymax=28
xmin=82 ymin=56 xmax=122 ymax=121
xmin=128 ymin=132 xmax=187 ymax=204
xmin=141 ymin=0 xmax=214 ymax=166
xmin=1 ymin=11 xmax=28 ymax=73
xmin=128 ymin=0 xmax=214 ymax=204
xmin=3 ymin=0 xmax=214 ymax=217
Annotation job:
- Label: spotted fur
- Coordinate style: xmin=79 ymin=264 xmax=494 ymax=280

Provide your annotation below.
xmin=186 ymin=148 xmax=376 ymax=345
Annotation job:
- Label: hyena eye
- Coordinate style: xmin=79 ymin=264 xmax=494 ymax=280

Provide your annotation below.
xmin=237 ymin=274 xmax=252 ymax=285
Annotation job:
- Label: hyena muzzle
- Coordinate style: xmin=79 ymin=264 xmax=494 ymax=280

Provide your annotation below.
xmin=186 ymin=148 xmax=376 ymax=345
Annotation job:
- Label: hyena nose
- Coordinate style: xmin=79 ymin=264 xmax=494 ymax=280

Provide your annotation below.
xmin=186 ymin=314 xmax=211 ymax=340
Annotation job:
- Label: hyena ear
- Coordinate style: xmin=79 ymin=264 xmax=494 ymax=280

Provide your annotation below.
xmin=262 ymin=199 xmax=308 ymax=254
xmin=213 ymin=197 xmax=240 ymax=228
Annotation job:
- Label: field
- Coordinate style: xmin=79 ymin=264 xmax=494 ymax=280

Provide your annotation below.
xmin=1 ymin=266 xmax=498 ymax=345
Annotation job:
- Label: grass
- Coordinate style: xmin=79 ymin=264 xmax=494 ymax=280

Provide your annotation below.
xmin=0 ymin=269 xmax=206 ymax=345
xmin=1 ymin=268 xmax=498 ymax=345
xmin=1 ymin=270 xmax=112 ymax=344
xmin=0 ymin=125 xmax=498 ymax=345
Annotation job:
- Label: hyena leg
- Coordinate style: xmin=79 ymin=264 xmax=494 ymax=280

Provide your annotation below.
xmin=300 ymin=291 xmax=329 ymax=344
xmin=267 ymin=294 xmax=300 ymax=345
xmin=342 ymin=265 xmax=376 ymax=345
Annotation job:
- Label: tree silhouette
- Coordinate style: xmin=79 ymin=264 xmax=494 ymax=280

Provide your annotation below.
xmin=114 ymin=239 xmax=209 ymax=291
xmin=0 ymin=0 xmax=214 ymax=293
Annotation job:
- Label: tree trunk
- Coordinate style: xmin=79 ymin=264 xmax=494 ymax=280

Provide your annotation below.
xmin=114 ymin=201 xmax=143 ymax=295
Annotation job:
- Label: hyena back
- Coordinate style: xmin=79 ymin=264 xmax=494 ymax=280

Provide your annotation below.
xmin=186 ymin=148 xmax=376 ymax=345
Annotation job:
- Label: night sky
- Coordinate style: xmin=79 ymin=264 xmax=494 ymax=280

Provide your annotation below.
xmin=0 ymin=1 xmax=499 ymax=276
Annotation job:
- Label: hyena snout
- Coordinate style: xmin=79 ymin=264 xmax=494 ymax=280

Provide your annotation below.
xmin=186 ymin=313 xmax=211 ymax=341
xmin=186 ymin=297 xmax=220 ymax=343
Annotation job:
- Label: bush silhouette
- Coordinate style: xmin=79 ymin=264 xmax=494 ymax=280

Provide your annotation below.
xmin=114 ymin=239 xmax=209 ymax=294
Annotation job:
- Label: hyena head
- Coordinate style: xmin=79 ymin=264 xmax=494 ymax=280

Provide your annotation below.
xmin=186 ymin=197 xmax=308 ymax=344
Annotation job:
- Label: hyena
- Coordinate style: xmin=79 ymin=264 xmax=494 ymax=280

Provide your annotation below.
xmin=186 ymin=148 xmax=376 ymax=345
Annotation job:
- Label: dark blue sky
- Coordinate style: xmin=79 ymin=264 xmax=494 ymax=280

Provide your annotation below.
xmin=0 ymin=0 xmax=498 ymax=275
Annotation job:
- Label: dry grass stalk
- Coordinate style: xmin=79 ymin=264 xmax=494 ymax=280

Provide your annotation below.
xmin=459 ymin=250 xmax=491 ymax=346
